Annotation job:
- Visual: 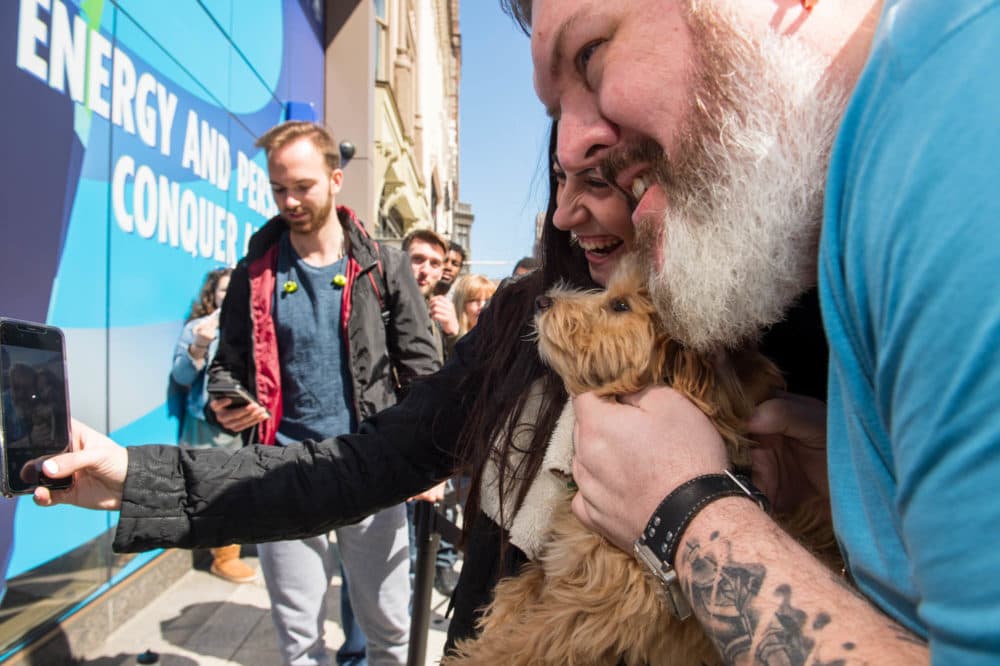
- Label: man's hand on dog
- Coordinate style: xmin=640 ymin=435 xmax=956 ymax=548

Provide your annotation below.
xmin=571 ymin=386 xmax=730 ymax=552
xmin=746 ymin=391 xmax=828 ymax=515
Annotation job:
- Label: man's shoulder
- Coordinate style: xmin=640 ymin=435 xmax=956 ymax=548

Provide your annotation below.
xmin=878 ymin=0 xmax=1000 ymax=72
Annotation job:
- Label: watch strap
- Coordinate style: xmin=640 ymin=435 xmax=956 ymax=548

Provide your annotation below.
xmin=642 ymin=471 xmax=767 ymax=568
xmin=633 ymin=470 xmax=767 ymax=619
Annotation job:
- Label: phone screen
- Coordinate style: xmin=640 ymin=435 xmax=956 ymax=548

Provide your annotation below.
xmin=0 ymin=321 xmax=72 ymax=494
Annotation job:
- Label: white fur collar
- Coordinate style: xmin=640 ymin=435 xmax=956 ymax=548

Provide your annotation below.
xmin=480 ymin=384 xmax=575 ymax=560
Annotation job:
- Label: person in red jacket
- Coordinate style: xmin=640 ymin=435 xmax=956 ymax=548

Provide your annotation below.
xmin=206 ymin=121 xmax=439 ymax=666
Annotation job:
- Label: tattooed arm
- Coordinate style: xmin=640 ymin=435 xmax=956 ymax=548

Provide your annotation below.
xmin=675 ymin=498 xmax=926 ymax=665
xmin=571 ymin=388 xmax=929 ymax=665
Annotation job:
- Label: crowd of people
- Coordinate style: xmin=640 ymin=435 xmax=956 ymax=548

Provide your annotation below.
xmin=32 ymin=0 xmax=1000 ymax=664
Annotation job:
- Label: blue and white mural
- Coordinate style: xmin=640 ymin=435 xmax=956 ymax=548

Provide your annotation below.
xmin=0 ymin=0 xmax=324 ymax=650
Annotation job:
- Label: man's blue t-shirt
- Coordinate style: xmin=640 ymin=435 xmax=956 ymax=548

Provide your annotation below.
xmin=273 ymin=231 xmax=354 ymax=444
xmin=819 ymin=1 xmax=1000 ymax=661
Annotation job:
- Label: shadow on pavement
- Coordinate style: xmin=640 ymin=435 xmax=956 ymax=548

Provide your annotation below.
xmin=80 ymin=652 xmax=199 ymax=665
xmin=158 ymin=601 xmax=269 ymax=662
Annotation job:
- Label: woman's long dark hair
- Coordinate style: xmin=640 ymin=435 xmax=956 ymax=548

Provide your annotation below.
xmin=455 ymin=123 xmax=595 ymax=548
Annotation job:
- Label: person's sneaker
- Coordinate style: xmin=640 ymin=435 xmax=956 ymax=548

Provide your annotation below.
xmin=434 ymin=565 xmax=460 ymax=597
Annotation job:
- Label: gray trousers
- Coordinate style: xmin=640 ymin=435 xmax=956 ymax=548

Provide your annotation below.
xmin=258 ymin=503 xmax=411 ymax=666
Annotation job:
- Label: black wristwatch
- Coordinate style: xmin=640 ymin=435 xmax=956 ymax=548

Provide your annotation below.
xmin=633 ymin=470 xmax=768 ymax=619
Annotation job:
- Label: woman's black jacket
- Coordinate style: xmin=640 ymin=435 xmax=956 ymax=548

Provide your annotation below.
xmin=112 ymin=317 xmax=524 ymax=648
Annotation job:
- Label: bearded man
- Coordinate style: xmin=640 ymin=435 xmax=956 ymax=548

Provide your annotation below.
xmin=508 ymin=0 xmax=1000 ymax=663
xmin=31 ymin=2 xmax=1000 ymax=664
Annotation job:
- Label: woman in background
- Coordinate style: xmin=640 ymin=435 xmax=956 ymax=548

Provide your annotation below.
xmin=170 ymin=267 xmax=256 ymax=584
xmin=452 ymin=274 xmax=497 ymax=339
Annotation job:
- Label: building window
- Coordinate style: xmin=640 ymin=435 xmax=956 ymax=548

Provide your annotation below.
xmin=378 ymin=207 xmax=405 ymax=240
xmin=454 ymin=223 xmax=470 ymax=252
xmin=375 ymin=0 xmax=388 ymax=81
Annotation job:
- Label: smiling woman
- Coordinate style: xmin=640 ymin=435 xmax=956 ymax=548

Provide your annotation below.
xmin=551 ymin=149 xmax=634 ymax=287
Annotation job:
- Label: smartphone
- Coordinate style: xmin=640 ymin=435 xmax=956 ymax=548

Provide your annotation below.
xmin=206 ymin=378 xmax=258 ymax=409
xmin=0 ymin=318 xmax=73 ymax=497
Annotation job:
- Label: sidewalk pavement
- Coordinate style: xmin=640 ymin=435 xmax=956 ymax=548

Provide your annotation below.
xmin=78 ymin=545 xmax=452 ymax=665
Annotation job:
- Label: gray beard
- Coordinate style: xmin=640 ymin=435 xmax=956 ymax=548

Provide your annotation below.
xmin=637 ymin=5 xmax=849 ymax=351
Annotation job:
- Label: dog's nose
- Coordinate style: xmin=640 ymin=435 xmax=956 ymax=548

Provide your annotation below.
xmin=534 ymin=295 xmax=553 ymax=312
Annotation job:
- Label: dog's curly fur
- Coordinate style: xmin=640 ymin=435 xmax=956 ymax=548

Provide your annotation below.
xmin=443 ymin=258 xmax=835 ymax=666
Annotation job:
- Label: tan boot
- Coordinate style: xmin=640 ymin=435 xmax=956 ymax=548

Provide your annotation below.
xmin=209 ymin=544 xmax=257 ymax=583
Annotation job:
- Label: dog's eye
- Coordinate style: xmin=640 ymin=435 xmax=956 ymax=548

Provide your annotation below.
xmin=610 ymin=298 xmax=630 ymax=313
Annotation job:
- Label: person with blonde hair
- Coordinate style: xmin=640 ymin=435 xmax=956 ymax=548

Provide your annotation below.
xmin=452 ymin=274 xmax=496 ymax=339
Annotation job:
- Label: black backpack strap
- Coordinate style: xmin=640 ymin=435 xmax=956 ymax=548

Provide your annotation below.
xmin=367 ymin=239 xmax=391 ymax=329
xmin=367 ymin=239 xmax=403 ymax=392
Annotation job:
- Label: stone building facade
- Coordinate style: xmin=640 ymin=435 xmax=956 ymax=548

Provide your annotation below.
xmin=325 ymin=0 xmax=473 ymax=251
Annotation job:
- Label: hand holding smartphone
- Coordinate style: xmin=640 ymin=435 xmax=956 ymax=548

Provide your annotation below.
xmin=32 ymin=419 xmax=128 ymax=511
xmin=206 ymin=377 xmax=269 ymax=434
xmin=0 ymin=318 xmax=74 ymax=497
xmin=206 ymin=377 xmax=258 ymax=409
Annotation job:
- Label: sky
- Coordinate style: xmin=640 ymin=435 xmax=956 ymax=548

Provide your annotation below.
xmin=458 ymin=1 xmax=550 ymax=280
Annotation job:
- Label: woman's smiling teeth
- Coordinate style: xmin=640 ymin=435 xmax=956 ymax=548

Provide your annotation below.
xmin=574 ymin=235 xmax=624 ymax=255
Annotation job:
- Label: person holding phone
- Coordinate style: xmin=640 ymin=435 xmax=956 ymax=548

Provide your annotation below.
xmin=204 ymin=121 xmax=439 ymax=666
xmin=170 ymin=267 xmax=256 ymax=585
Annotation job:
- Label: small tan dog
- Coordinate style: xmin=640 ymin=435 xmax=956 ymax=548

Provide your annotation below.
xmin=444 ymin=259 xmax=831 ymax=665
